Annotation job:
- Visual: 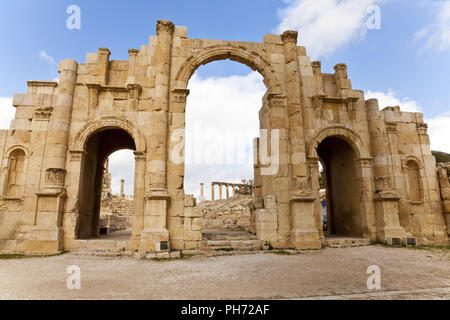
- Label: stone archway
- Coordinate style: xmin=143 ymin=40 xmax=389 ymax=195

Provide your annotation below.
xmin=174 ymin=44 xmax=284 ymax=96
xmin=169 ymin=43 xmax=290 ymax=248
xmin=308 ymin=126 xmax=373 ymax=239
xmin=65 ymin=116 xmax=147 ymax=245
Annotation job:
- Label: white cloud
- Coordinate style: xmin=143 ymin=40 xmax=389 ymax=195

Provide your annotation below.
xmin=426 ymin=113 xmax=450 ymax=153
xmin=108 ymin=150 xmax=135 ymax=196
xmin=39 ymin=50 xmax=57 ymax=67
xmin=415 ymin=1 xmax=450 ymax=52
xmin=365 ymin=89 xmax=450 ymax=152
xmin=365 ymin=89 xmax=421 ymax=112
xmin=276 ymin=0 xmax=383 ymax=58
xmin=0 ymin=97 xmax=15 ymax=130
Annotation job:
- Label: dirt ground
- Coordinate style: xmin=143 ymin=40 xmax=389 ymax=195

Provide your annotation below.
xmin=0 ymin=245 xmax=449 ymax=300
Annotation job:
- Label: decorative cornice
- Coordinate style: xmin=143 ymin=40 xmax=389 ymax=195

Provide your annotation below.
xmin=27 ymin=81 xmax=58 ymax=88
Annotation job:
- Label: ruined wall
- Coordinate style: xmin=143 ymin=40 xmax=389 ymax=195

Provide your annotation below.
xmin=437 ymin=163 xmax=450 ymax=235
xmin=200 ymin=195 xmax=253 ymax=231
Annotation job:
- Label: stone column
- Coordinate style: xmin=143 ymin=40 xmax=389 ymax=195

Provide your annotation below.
xmin=211 ymin=183 xmax=215 ymax=201
xmin=200 ymin=183 xmax=205 ymax=202
xmin=279 ymin=31 xmax=320 ymax=249
xmin=130 ymin=152 xmax=146 ymax=251
xmin=226 ymin=184 xmax=230 ymax=199
xmin=366 ymin=99 xmax=405 ymax=243
xmin=28 ymin=59 xmax=78 ymax=253
xmin=219 ymin=184 xmax=223 ymax=200
xmin=120 ymin=179 xmax=125 ymax=197
xmin=141 ymin=20 xmax=174 ymax=253
xmin=281 ymin=31 xmax=309 ymax=195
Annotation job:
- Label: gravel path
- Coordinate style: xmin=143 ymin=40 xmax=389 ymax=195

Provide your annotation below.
xmin=0 ymin=245 xmax=449 ymax=300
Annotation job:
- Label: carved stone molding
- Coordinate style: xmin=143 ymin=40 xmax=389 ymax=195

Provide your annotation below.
xmin=416 ymin=122 xmax=428 ymax=135
xmin=134 ymin=151 xmax=146 ymax=162
xmin=355 ymin=158 xmax=373 ymax=168
xmin=127 ymin=84 xmax=142 ymax=99
xmin=267 ymin=94 xmax=287 ymax=108
xmin=386 ymin=122 xmax=398 ymax=134
xmin=69 ymin=150 xmax=86 ymax=161
xmin=34 ymin=106 xmax=53 ymax=120
xmin=45 ymin=168 xmax=66 ymax=184
xmin=171 ymin=89 xmax=190 ymax=104
xmin=374 ymin=176 xmax=393 ymax=193
xmin=86 ymin=83 xmax=101 ymax=110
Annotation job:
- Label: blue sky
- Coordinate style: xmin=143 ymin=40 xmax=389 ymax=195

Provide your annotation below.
xmin=0 ymin=0 xmax=449 ymax=197
xmin=0 ymin=0 xmax=449 ymax=117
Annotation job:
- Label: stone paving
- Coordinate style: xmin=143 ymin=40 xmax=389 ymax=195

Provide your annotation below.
xmin=0 ymin=245 xmax=448 ymax=300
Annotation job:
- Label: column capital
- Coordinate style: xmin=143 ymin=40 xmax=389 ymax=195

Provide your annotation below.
xmin=128 ymin=49 xmax=139 ymax=56
xmin=157 ymin=20 xmax=175 ymax=35
xmin=281 ymin=30 xmax=298 ymax=44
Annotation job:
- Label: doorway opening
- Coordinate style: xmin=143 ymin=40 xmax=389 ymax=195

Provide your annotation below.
xmin=317 ymin=137 xmax=363 ymax=237
xmin=77 ymin=128 xmax=136 ymax=241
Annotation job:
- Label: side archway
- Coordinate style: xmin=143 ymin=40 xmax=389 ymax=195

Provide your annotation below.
xmin=309 ymin=126 xmax=371 ymax=237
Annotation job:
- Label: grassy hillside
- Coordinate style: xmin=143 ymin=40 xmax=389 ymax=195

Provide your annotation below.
xmin=432 ymin=151 xmax=450 ymax=164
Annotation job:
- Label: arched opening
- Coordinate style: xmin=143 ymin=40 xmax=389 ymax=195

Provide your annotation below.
xmin=406 ymin=160 xmax=422 ymax=201
xmin=317 ymin=137 xmax=363 ymax=237
xmin=77 ymin=128 xmax=136 ymax=239
xmin=184 ymin=59 xmax=265 ymax=239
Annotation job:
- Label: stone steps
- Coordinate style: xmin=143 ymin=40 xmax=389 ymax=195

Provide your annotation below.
xmin=202 ymin=239 xmax=264 ymax=251
xmin=326 ymin=237 xmax=371 ymax=248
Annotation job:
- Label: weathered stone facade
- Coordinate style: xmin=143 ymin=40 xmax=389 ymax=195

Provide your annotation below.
xmin=0 ymin=20 xmax=448 ymax=254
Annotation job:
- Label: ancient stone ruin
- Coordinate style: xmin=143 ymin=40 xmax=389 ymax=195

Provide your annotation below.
xmin=0 ymin=20 xmax=448 ymax=255
xmin=98 ymin=161 xmax=133 ymax=234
